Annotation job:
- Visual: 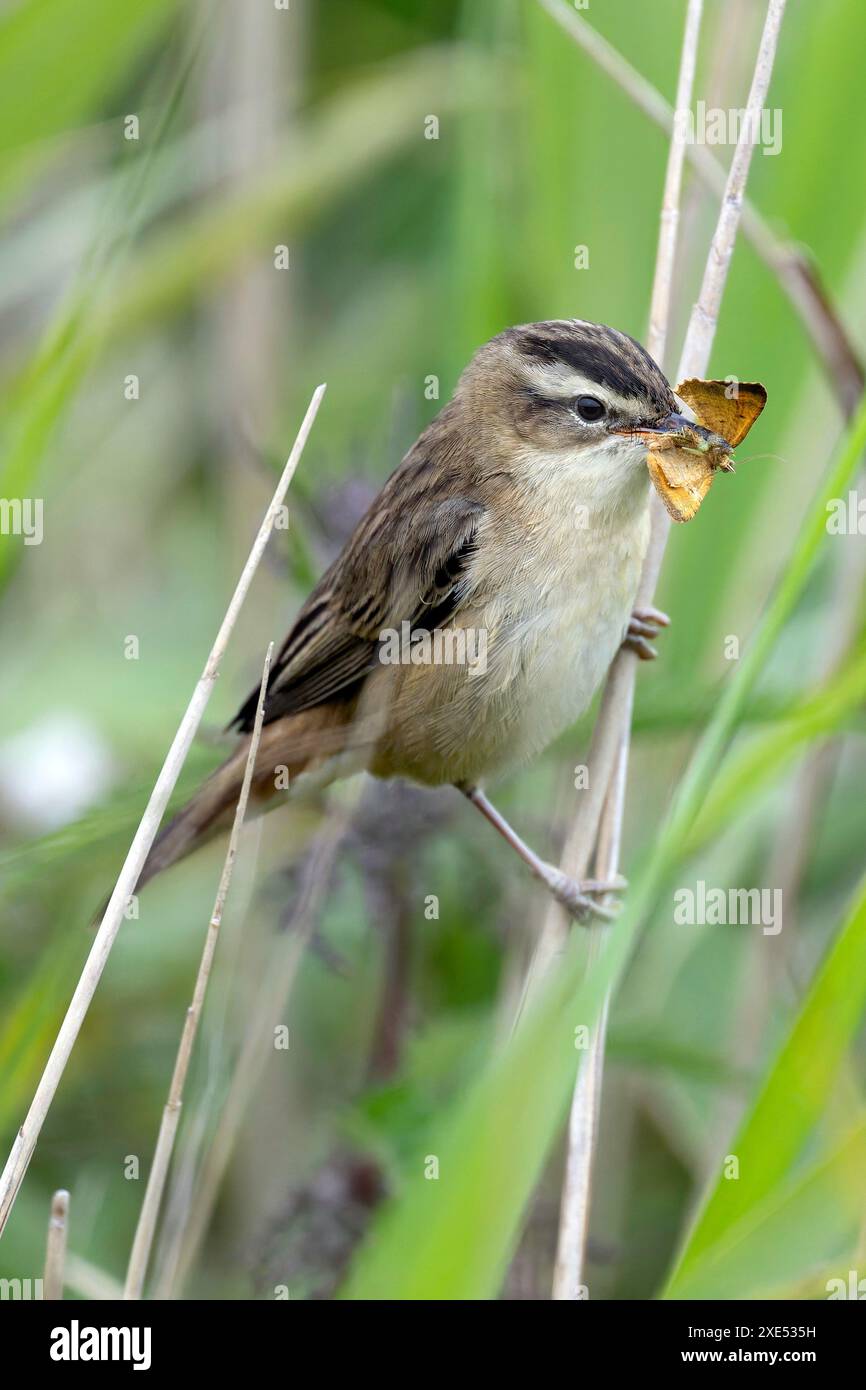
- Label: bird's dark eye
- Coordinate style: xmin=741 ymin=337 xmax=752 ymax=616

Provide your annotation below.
xmin=575 ymin=395 xmax=606 ymax=422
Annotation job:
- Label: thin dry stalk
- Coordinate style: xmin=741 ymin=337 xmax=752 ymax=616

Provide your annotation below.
xmin=124 ymin=642 xmax=274 ymax=1301
xmin=547 ymin=0 xmax=788 ymax=1298
xmin=537 ymin=0 xmax=862 ymax=414
xmin=549 ymin=0 xmax=703 ymax=1298
xmin=153 ymin=805 xmax=354 ymax=1298
xmin=645 ymin=0 xmax=704 ymax=368
xmin=526 ymin=0 xmax=702 ymax=1001
xmin=43 ymin=1188 xmax=70 ymax=1301
xmin=552 ymin=754 xmax=627 ymax=1299
xmin=0 ymin=385 xmax=325 ymax=1239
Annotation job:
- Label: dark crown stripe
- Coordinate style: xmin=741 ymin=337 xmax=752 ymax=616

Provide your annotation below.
xmin=516 ymin=324 xmax=673 ymax=414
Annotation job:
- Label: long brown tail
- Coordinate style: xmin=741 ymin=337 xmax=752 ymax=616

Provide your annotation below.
xmin=134 ymin=703 xmax=360 ymax=895
xmin=136 ymin=748 xmax=250 ymax=893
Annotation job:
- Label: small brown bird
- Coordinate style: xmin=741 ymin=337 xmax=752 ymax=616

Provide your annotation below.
xmin=138 ymin=319 xmax=747 ymax=918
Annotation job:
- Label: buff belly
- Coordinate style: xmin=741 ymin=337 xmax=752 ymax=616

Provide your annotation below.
xmin=368 ymin=497 xmax=650 ymax=789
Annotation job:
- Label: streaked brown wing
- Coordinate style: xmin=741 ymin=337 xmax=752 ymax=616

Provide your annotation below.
xmin=231 ymin=448 xmax=485 ymax=732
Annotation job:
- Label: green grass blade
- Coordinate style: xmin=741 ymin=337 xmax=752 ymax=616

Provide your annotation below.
xmin=85 ymin=47 xmax=506 ymax=351
xmin=682 ymin=650 xmax=866 ymax=856
xmin=339 ymin=928 xmax=595 ymax=1299
xmin=664 ymin=871 xmax=866 ymax=1295
xmin=0 ymin=0 xmax=177 ymax=202
xmin=665 ymin=1120 xmax=866 ymax=1300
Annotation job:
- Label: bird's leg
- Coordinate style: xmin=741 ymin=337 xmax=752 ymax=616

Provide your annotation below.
xmin=622 ymin=604 xmax=671 ymax=661
xmin=460 ymin=786 xmax=623 ymax=923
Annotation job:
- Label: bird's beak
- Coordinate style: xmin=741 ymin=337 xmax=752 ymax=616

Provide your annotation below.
xmin=641 ymin=410 xmax=698 ymax=438
xmin=622 ymin=411 xmax=731 ymax=451
xmin=650 ymin=411 xmax=739 ymax=450
xmin=612 ymin=411 xmax=735 ymax=471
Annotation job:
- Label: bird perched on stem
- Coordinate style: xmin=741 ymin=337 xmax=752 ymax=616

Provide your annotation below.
xmin=137 ymin=319 xmax=761 ymax=919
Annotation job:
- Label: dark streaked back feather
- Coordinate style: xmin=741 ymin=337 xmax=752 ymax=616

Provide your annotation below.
xmin=232 ymin=423 xmax=485 ymax=732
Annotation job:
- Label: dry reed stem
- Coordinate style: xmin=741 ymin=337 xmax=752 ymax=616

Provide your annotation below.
xmin=546 ymin=0 xmax=788 ymax=1298
xmin=537 ymin=0 xmax=862 ymax=413
xmin=0 ymin=385 xmax=325 ymax=1240
xmin=43 ymin=1188 xmax=70 ymax=1301
xmin=552 ymin=751 xmax=629 ymax=1299
xmin=549 ymin=0 xmax=704 ymax=1298
xmin=155 ymin=807 xmax=354 ymax=1297
xmin=123 ymin=642 xmax=274 ymax=1300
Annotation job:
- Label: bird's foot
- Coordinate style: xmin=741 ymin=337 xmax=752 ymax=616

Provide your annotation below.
xmin=622 ymin=605 xmax=671 ymax=661
xmin=459 ymin=784 xmax=626 ymax=925
xmin=536 ymin=863 xmax=626 ymax=923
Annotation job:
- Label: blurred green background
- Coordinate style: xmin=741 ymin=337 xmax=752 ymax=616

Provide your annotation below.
xmin=1 ymin=0 xmax=865 ymax=1300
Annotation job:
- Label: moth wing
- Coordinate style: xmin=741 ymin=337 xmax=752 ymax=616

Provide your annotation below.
xmin=648 ymin=448 xmax=715 ymax=523
xmin=676 ymin=378 xmax=767 ymax=447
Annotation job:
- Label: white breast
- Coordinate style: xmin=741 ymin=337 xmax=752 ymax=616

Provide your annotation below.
xmin=473 ymin=466 xmax=651 ymax=777
xmin=369 ymin=439 xmax=653 ymax=789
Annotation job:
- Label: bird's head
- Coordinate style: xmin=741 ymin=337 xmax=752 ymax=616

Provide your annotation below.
xmin=457 ymin=318 xmax=730 ymax=512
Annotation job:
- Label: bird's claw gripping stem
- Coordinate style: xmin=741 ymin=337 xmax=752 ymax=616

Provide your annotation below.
xmin=622 ymin=605 xmax=671 ymax=661
xmin=540 ymin=865 xmax=625 ymax=924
